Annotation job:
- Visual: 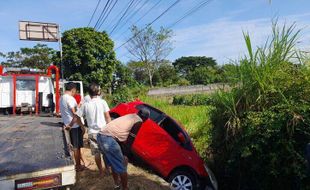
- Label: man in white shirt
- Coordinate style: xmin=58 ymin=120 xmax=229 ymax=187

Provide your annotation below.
xmin=71 ymin=83 xmax=111 ymax=175
xmin=60 ymin=82 xmax=84 ymax=171
xmin=82 ymin=94 xmax=91 ymax=104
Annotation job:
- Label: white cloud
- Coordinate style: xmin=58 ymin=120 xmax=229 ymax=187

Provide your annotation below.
xmin=171 ymin=13 xmax=310 ymax=64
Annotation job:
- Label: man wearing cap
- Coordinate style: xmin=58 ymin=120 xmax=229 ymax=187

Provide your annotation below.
xmin=97 ymin=108 xmax=150 ymax=190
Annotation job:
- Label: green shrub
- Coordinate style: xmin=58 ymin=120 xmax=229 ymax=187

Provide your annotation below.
xmin=110 ymin=85 xmax=149 ymax=106
xmin=172 ymin=95 xmax=186 ymax=105
xmin=110 ymin=87 xmax=133 ymax=106
xmin=177 ymin=78 xmax=190 ymax=86
xmin=209 ymin=22 xmax=310 ymax=189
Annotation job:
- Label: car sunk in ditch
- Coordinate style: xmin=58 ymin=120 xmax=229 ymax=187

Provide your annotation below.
xmin=109 ymin=100 xmax=218 ymax=190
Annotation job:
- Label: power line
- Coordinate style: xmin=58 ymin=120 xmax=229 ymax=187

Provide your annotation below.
xmin=95 ymin=0 xmax=114 ymax=30
xmin=109 ymin=0 xmax=137 ymax=35
xmin=97 ymin=0 xmax=119 ymax=31
xmin=95 ymin=0 xmax=115 ymax=30
xmin=94 ymin=0 xmax=111 ymax=29
xmin=116 ymin=0 xmax=214 ymax=58
xmin=107 ymin=0 xmax=141 ymax=33
xmin=87 ymin=0 xmax=102 ymax=27
xmin=133 ymin=0 xmax=162 ymax=25
xmin=104 ymin=0 xmax=131 ymax=32
xmin=167 ymin=0 xmax=213 ymax=29
xmin=115 ymin=0 xmax=181 ymax=51
xmin=113 ymin=0 xmax=162 ymax=42
xmin=112 ymin=0 xmax=150 ymax=36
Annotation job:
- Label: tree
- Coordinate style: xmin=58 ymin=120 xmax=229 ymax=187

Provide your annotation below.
xmin=0 ymin=44 xmax=58 ymax=69
xmin=173 ymin=56 xmax=217 ymax=76
xmin=62 ymin=27 xmax=117 ymax=91
xmin=126 ymin=25 xmax=173 ymax=87
xmin=127 ymin=60 xmax=149 ymax=85
xmin=172 ymin=56 xmax=220 ymax=85
xmin=0 ymin=51 xmax=23 ymax=67
xmin=157 ymin=61 xmax=179 ymax=86
xmin=20 ymin=44 xmax=58 ymax=69
xmin=187 ymin=66 xmax=221 ymax=85
xmin=112 ymin=62 xmax=137 ymax=92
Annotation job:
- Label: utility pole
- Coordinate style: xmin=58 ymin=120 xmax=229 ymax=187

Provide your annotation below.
xmin=58 ymin=26 xmax=64 ymax=79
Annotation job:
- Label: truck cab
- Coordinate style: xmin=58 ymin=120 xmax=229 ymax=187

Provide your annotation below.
xmin=0 ymin=66 xmax=60 ymax=115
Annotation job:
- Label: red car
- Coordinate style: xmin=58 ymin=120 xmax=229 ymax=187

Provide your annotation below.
xmin=109 ymin=100 xmax=218 ymax=190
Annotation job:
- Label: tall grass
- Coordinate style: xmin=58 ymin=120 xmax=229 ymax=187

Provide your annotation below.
xmin=216 ymin=21 xmax=302 ymax=135
xmin=209 ymin=22 xmax=310 ymax=189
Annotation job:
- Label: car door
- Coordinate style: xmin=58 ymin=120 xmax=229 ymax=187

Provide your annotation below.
xmin=127 ymin=104 xmax=164 ymax=158
xmin=130 ymin=105 xmax=182 ymax=176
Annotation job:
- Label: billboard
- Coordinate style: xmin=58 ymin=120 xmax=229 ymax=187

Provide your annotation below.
xmin=19 ymin=21 xmax=59 ymax=42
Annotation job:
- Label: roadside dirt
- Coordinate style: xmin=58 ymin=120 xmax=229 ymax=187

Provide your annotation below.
xmin=72 ymin=139 xmax=170 ymax=190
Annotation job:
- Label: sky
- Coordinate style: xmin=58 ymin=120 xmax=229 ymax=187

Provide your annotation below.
xmin=0 ymin=0 xmax=310 ymax=64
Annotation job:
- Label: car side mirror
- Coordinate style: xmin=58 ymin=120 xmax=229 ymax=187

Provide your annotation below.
xmin=177 ymin=132 xmax=186 ymax=144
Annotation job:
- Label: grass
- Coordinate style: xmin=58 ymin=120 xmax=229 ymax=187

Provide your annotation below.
xmin=140 ymin=96 xmax=212 ymax=160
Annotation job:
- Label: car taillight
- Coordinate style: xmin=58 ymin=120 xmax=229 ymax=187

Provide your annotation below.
xmin=15 ymin=174 xmax=61 ymax=190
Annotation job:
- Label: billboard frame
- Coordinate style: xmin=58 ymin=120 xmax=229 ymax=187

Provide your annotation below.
xmin=18 ymin=20 xmax=64 ymax=79
xmin=19 ymin=20 xmax=59 ymax=42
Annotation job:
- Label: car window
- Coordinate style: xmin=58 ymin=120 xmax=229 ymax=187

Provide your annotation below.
xmin=160 ymin=117 xmax=183 ymax=141
xmin=136 ymin=104 xmax=192 ymax=150
xmin=136 ymin=104 xmax=164 ymax=123
xmin=159 ymin=117 xmax=192 ymax=150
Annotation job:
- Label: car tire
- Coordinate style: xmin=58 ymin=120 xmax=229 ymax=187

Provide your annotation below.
xmin=168 ymin=170 xmax=197 ymax=190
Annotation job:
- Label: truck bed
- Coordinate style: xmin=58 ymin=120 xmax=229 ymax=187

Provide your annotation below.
xmin=0 ymin=116 xmax=73 ymax=178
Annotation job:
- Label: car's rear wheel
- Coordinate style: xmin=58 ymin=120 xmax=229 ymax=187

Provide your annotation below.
xmin=168 ymin=170 xmax=197 ymax=190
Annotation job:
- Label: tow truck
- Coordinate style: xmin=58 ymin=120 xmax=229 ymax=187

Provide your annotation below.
xmin=0 ymin=65 xmax=76 ymax=190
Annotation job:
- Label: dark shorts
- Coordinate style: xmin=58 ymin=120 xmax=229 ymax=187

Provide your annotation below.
xmin=70 ymin=127 xmax=83 ymax=149
xmin=97 ymin=133 xmax=127 ymax=174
